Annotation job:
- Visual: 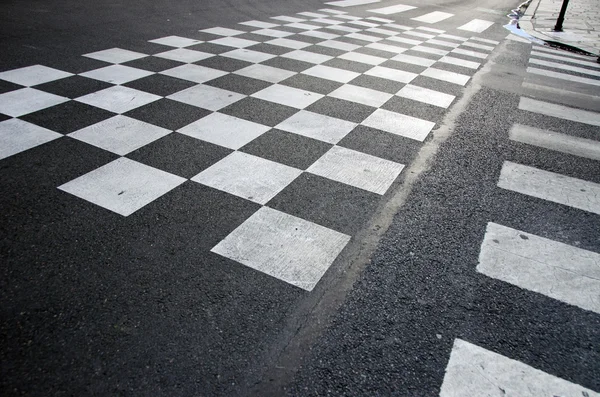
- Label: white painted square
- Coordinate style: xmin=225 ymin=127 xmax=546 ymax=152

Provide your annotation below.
xmin=426 ymin=39 xmax=460 ymax=48
xmin=211 ymin=206 xmax=350 ymax=291
xmin=367 ymin=17 xmax=394 ymax=23
xmin=462 ymin=41 xmax=494 ymax=51
xmin=396 ymin=85 xmax=455 ymax=108
xmin=299 ymin=30 xmax=340 ymax=40
xmin=68 ymin=115 xmax=171 ymax=155
xmin=282 ymin=50 xmax=332 ymax=64
xmin=286 ymin=22 xmax=322 ymax=30
xmin=318 ymin=40 xmax=360 ymax=52
xmin=200 ymin=27 xmax=245 ymax=36
xmin=240 ymin=20 xmax=279 ymax=29
xmin=302 ymin=65 xmax=359 ymax=83
xmin=79 ymin=65 xmax=154 ymax=84
xmin=298 ymin=12 xmax=327 ymax=18
xmin=307 ymin=146 xmax=404 ymax=194
xmin=364 ymin=66 xmax=417 ymax=83
xmin=191 ymin=152 xmax=301 ymax=204
xmin=345 ymin=33 xmax=383 ymax=43
xmin=439 ymin=56 xmax=480 ymax=69
xmin=411 ymin=11 xmax=454 ymax=24
xmin=168 ymin=84 xmax=245 ymax=111
xmin=451 ymin=48 xmax=488 ymax=59
xmin=221 ymin=49 xmax=276 ymax=63
xmin=338 ymin=52 xmax=386 ymax=65
xmin=391 ymin=53 xmax=436 ymax=67
xmin=0 ymin=88 xmax=68 ymax=117
xmin=416 ymin=26 xmax=445 ymax=34
xmin=366 ymin=42 xmax=408 ymax=54
xmin=404 ymin=30 xmax=436 ymax=39
xmin=160 ymin=64 xmax=228 ymax=83
xmin=252 ymin=84 xmax=323 ymax=109
xmin=326 ymin=25 xmax=361 ymax=33
xmin=271 ymin=16 xmax=306 ymax=23
xmin=439 ymin=33 xmax=469 ymax=42
xmin=209 ymin=37 xmax=259 ymax=48
xmin=154 ymin=48 xmax=214 ymax=63
xmin=366 ymin=27 xmax=398 ymax=36
xmin=384 ymin=23 xmax=413 ymax=31
xmin=457 ymin=19 xmax=494 ymax=33
xmin=411 ymin=45 xmax=449 ymax=56
xmin=387 ymin=36 xmax=422 ymax=46
xmin=0 ymin=119 xmax=62 ymax=160
xmin=368 ymin=4 xmax=416 ymax=15
xmin=275 ymin=110 xmax=357 ymax=144
xmin=252 ymin=28 xmax=293 ymax=38
xmin=329 ymin=84 xmax=392 ymax=107
xmin=312 ymin=18 xmax=344 ymax=25
xmin=0 ymin=65 xmax=72 ymax=86
xmin=421 ymin=68 xmax=470 ymax=85
xmin=318 ymin=8 xmax=348 ymax=14
xmin=76 ymin=86 xmax=160 ymax=114
xmin=234 ymin=64 xmax=296 ymax=83
xmin=362 ymin=108 xmax=435 ymax=141
xmin=58 ymin=157 xmax=185 ymax=216
xmin=266 ymin=38 xmax=311 ymax=49
xmin=347 ymin=20 xmax=379 ymax=28
xmin=178 ymin=112 xmax=270 ymax=149
xmin=326 ymin=0 xmax=381 ymax=7
xmin=148 ymin=36 xmax=203 ymax=47
xmin=83 ymin=48 xmax=147 ymax=64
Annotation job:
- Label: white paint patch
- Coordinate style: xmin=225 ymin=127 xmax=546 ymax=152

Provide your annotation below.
xmin=529 ymin=58 xmax=600 ymax=77
xmin=212 ymin=207 xmax=350 ymax=291
xmin=366 ymin=42 xmax=407 ymax=54
xmin=462 ymin=41 xmax=494 ymax=51
xmin=498 ymin=161 xmax=600 ymax=215
xmin=239 ymin=20 xmax=279 ymax=29
xmin=368 ymin=4 xmax=416 ymax=15
xmin=338 ymin=51 xmax=386 ymax=65
xmin=329 ymin=84 xmax=393 ymax=107
xmin=457 ymin=19 xmax=495 ymax=33
xmin=527 ymin=66 xmax=600 ymax=87
xmin=426 ymin=39 xmax=460 ymax=48
xmin=326 ymin=25 xmax=361 ymax=33
xmin=318 ymin=40 xmax=360 ymax=52
xmin=286 ymin=22 xmax=321 ymax=30
xmin=299 ymin=30 xmax=340 ymax=40
xmin=307 ymin=146 xmax=405 ymax=194
xmin=0 ymin=88 xmax=68 ymax=117
xmin=345 ymin=33 xmax=384 ymax=42
xmin=478 ymin=222 xmax=600 ymax=314
xmin=411 ymin=45 xmax=449 ymax=56
xmin=362 ymin=108 xmax=435 ymax=141
xmin=439 ymin=56 xmax=480 ymax=69
xmin=421 ymin=68 xmax=471 ymax=85
xmin=252 ymin=28 xmax=294 ymax=38
xmin=79 ymin=65 xmax=153 ymax=84
xmin=384 ymin=23 xmax=413 ymax=31
xmin=275 ymin=110 xmax=357 ymax=144
xmin=387 ymin=36 xmax=422 ymax=46
xmin=509 ymin=123 xmax=600 ymax=161
xmin=0 ymin=65 xmax=72 ymax=86
xmin=154 ymin=48 xmax=214 ymax=63
xmin=270 ymin=16 xmax=306 ymax=23
xmin=519 ymin=97 xmax=600 ymax=126
xmin=149 ymin=36 xmax=203 ymax=47
xmin=167 ymin=84 xmax=245 ymax=111
xmin=0 ymin=119 xmax=62 ymax=160
xmin=266 ymin=38 xmax=311 ymax=49
xmin=347 ymin=20 xmax=379 ymax=28
xmin=69 ymin=116 xmax=170 ymax=156
xmin=319 ymin=8 xmax=348 ymax=14
xmin=200 ymin=27 xmax=245 ymax=36
xmin=404 ymin=30 xmax=436 ymax=39
xmin=396 ymin=85 xmax=455 ymax=108
xmin=440 ymin=339 xmax=600 ymax=397
xmin=221 ymin=48 xmax=276 ymax=63
xmin=177 ymin=112 xmax=270 ymax=150
xmin=281 ymin=49 xmax=332 ymax=64
xmin=439 ymin=33 xmax=469 ymax=42
xmin=58 ymin=158 xmax=185 ymax=216
xmin=76 ymin=86 xmax=160 ymax=114
xmin=366 ymin=16 xmax=394 ymax=23
xmin=391 ymin=53 xmax=436 ymax=67
xmin=210 ymin=36 xmax=259 ymax=48
xmin=160 ymin=64 xmax=228 ymax=83
xmin=251 ymin=84 xmax=323 ymax=109
xmin=312 ymin=18 xmax=343 ymax=25
xmin=416 ymin=26 xmax=445 ymax=34
xmin=298 ymin=12 xmax=327 ymax=18
xmin=411 ymin=11 xmax=454 ymax=24
xmin=325 ymin=0 xmax=381 ymax=7
xmin=302 ymin=65 xmax=360 ymax=83
xmin=364 ymin=66 xmax=417 ymax=83
xmin=83 ymin=48 xmax=147 ymax=64
xmin=234 ymin=64 xmax=296 ymax=83
xmin=366 ymin=27 xmax=399 ymax=36
xmin=451 ymin=48 xmax=488 ymax=59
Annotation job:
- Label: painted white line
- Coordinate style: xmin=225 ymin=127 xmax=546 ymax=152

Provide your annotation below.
xmin=533 ymin=44 xmax=595 ymax=60
xmin=368 ymin=4 xmax=416 ymax=15
xmin=366 ymin=42 xmax=407 ymax=54
xmin=519 ymin=97 xmax=600 ymax=126
xmin=441 ymin=339 xmax=600 ymax=396
xmin=361 ymin=108 xmax=435 ymax=141
xmin=411 ymin=11 xmax=454 ymax=24
xmin=527 ymin=67 xmax=600 ymax=87
xmin=478 ymin=222 xmax=600 ymax=314
xmin=391 ymin=53 xmax=436 ymax=67
xmin=529 ymin=58 xmax=600 ymax=77
xmin=531 ymin=50 xmax=600 ymax=67
xmin=498 ymin=161 xmax=600 ymax=215
xmin=451 ymin=48 xmax=488 ymax=59
xmin=325 ymin=0 xmax=380 ymax=7
xmin=416 ymin=26 xmax=444 ymax=34
xmin=212 ymin=207 xmax=350 ymax=291
xmin=457 ymin=19 xmax=494 ymax=33
xmin=509 ymin=123 xmax=600 ymax=161
xmin=439 ymin=33 xmax=469 ymax=42
xmin=439 ymin=56 xmax=480 ymax=69
xmin=470 ymin=36 xmax=499 ymax=44
xmin=426 ymin=39 xmax=460 ymax=48
xmin=462 ymin=41 xmax=494 ymax=51
xmin=421 ymin=68 xmax=470 ymax=85
xmin=396 ymin=84 xmax=455 ymax=108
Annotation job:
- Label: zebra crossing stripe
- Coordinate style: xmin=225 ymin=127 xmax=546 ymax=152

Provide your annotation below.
xmin=529 ymin=58 xmax=600 ymax=77
xmin=411 ymin=11 xmax=454 ymax=24
xmin=509 ymin=124 xmax=600 ymax=161
xmin=519 ymin=97 xmax=600 ymax=126
xmin=478 ymin=222 xmax=600 ymax=314
xmin=530 ymin=50 xmax=600 ymax=67
xmin=440 ymin=339 xmax=600 ymax=396
xmin=498 ymin=161 xmax=600 ymax=215
xmin=527 ymin=67 xmax=600 ymax=87
xmin=457 ymin=19 xmax=494 ymax=33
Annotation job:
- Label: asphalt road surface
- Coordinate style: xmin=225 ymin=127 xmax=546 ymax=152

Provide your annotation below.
xmin=1 ymin=0 xmax=599 ymax=395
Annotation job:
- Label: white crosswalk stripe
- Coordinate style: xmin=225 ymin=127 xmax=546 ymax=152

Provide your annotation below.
xmin=519 ymin=97 xmax=600 ymax=126
xmin=457 ymin=19 xmax=494 ymax=33
xmin=441 ymin=339 xmax=600 ymax=396
xmin=411 ymin=11 xmax=453 ymax=24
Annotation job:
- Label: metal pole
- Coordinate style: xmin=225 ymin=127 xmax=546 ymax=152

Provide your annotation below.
xmin=553 ymin=0 xmax=571 ymax=31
